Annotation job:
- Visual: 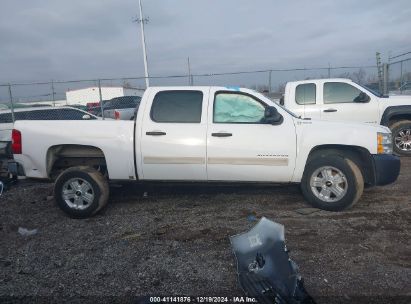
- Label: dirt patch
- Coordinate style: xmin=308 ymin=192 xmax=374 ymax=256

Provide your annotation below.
xmin=0 ymin=159 xmax=410 ymax=303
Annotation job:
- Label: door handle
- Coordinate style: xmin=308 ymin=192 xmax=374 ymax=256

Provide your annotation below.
xmin=146 ymin=131 xmax=166 ymax=136
xmin=323 ymin=108 xmax=337 ymax=113
xmin=212 ymin=132 xmax=232 ymax=137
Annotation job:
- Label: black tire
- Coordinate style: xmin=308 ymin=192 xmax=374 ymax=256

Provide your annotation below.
xmin=390 ymin=120 xmax=411 ymax=156
xmin=301 ymin=154 xmax=364 ymax=211
xmin=54 ymin=166 xmax=109 ymax=218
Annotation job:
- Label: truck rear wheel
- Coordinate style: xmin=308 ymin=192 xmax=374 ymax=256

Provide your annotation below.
xmin=54 ymin=166 xmax=109 ymax=218
xmin=301 ymin=155 xmax=364 ymax=211
xmin=390 ymin=120 xmax=411 ymax=156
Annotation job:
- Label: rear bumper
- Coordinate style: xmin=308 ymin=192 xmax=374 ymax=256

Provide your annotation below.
xmin=7 ymin=161 xmax=25 ymax=177
xmin=372 ymin=154 xmax=400 ymax=186
xmin=0 ymin=141 xmax=11 ymax=158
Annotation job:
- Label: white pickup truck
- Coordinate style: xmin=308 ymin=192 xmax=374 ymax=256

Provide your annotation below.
xmin=280 ymin=78 xmax=411 ymax=155
xmin=11 ymin=86 xmax=400 ymax=218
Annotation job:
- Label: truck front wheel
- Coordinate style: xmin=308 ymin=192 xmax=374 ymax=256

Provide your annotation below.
xmin=390 ymin=120 xmax=411 ymax=156
xmin=301 ymin=155 xmax=364 ymax=211
xmin=54 ymin=166 xmax=109 ymax=218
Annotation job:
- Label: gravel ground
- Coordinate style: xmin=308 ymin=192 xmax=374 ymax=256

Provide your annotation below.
xmin=0 ymin=158 xmax=410 ymax=303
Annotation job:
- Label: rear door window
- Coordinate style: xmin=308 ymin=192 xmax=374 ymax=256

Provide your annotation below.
xmin=150 ymin=91 xmax=203 ymax=123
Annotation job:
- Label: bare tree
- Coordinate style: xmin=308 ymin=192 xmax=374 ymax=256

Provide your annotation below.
xmin=276 ymin=82 xmax=286 ymax=94
xmin=352 ymin=68 xmax=367 ymax=84
xmin=336 ymin=72 xmax=351 ymax=79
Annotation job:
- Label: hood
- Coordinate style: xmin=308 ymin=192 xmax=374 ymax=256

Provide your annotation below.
xmin=294 ymin=118 xmax=390 ymax=155
xmin=296 ymin=118 xmax=391 ymax=133
xmin=381 ymin=95 xmax=411 ymax=106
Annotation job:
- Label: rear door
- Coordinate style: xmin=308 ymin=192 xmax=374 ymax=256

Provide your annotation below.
xmin=286 ymin=82 xmax=321 ymax=119
xmin=140 ymin=88 xmax=209 ymax=180
xmin=206 ymin=90 xmax=296 ymax=182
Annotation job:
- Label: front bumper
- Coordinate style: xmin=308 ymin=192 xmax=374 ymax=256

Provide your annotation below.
xmin=372 ymin=154 xmax=400 ymax=186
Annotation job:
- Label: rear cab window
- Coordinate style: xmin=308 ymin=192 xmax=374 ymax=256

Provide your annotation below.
xmin=295 ymin=83 xmax=316 ymax=105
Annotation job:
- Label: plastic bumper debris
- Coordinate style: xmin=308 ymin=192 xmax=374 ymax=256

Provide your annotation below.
xmin=230 ymin=217 xmax=315 ymax=304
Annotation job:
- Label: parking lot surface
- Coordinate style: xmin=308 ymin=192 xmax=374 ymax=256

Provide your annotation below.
xmin=1 ymin=158 xmax=410 ymax=303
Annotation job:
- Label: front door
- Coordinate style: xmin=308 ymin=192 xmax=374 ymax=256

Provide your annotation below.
xmin=206 ymin=90 xmax=296 ymax=182
xmin=320 ymin=81 xmax=379 ymax=124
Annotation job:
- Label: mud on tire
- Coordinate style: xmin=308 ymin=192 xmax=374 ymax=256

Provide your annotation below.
xmin=301 ymin=154 xmax=364 ymax=211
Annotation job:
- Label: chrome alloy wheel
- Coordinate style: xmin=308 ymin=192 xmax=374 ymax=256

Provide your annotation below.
xmin=62 ymin=178 xmax=94 ymax=210
xmin=394 ymin=128 xmax=411 ymax=152
xmin=310 ymin=166 xmax=348 ymax=203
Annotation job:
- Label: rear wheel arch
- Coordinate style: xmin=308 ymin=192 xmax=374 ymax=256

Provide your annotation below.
xmin=46 ymin=144 xmax=108 ymax=179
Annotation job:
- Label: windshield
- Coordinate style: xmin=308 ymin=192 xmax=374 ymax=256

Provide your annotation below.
xmin=276 ymin=102 xmax=300 ymax=118
xmin=358 ymin=84 xmax=384 ymax=97
xmin=251 ymin=90 xmax=300 ymax=119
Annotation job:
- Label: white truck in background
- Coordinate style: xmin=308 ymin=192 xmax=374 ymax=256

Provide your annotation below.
xmin=11 ymin=86 xmax=400 ymax=218
xmin=279 ymin=78 xmax=411 ymax=155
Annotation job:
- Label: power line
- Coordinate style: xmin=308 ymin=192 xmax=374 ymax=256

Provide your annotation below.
xmin=0 ymin=64 xmax=378 ymax=87
xmin=388 ymin=57 xmax=411 ymax=65
xmin=389 ymin=51 xmax=411 ymax=60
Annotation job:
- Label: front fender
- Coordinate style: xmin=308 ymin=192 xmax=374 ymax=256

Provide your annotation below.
xmin=291 ymin=120 xmax=382 ymax=182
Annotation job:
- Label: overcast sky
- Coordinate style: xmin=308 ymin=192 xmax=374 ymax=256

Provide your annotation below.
xmin=0 ymin=0 xmax=410 ymax=86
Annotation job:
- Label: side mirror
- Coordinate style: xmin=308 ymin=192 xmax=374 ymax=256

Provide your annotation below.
xmin=263 ymin=106 xmax=283 ymax=125
xmin=82 ymin=114 xmax=91 ymax=120
xmin=279 ymin=96 xmax=284 ymax=106
xmin=354 ymin=92 xmax=370 ymax=103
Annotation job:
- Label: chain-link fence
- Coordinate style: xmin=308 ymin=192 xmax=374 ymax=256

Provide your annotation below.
xmin=388 ymin=57 xmax=411 ymax=94
xmin=0 ymin=64 xmax=381 ymax=124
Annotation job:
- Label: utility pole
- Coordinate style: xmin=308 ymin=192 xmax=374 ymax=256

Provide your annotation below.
xmin=187 ymin=57 xmax=193 ymax=85
xmin=134 ymin=0 xmax=150 ymax=88
xmin=8 ymin=84 xmax=15 ymax=122
xmin=51 ymin=80 xmax=56 ymax=107
xmin=268 ymin=70 xmax=272 ymax=93
xmin=376 ymin=52 xmax=384 ymax=94
xmin=383 ymin=63 xmax=389 ymax=95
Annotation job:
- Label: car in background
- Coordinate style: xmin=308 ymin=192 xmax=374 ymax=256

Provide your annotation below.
xmin=68 ymin=104 xmax=88 ymax=111
xmin=87 ymin=96 xmax=141 ymax=120
xmin=104 ymin=96 xmax=141 ymax=120
xmin=0 ymin=106 xmax=98 ymax=142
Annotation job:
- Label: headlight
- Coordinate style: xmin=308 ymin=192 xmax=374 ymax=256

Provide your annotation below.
xmin=377 ymin=132 xmax=393 ymax=154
